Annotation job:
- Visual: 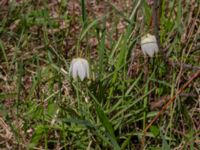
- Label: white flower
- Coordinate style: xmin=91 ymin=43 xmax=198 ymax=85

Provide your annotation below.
xmin=69 ymin=58 xmax=90 ymax=81
xmin=141 ymin=33 xmax=159 ymax=57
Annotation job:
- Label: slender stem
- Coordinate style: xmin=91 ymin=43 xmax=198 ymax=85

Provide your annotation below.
xmin=152 ymin=0 xmax=166 ymax=61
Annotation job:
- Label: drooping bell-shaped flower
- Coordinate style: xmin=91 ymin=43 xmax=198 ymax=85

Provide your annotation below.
xmin=141 ymin=34 xmax=159 ymax=57
xmin=69 ymin=58 xmax=90 ymax=81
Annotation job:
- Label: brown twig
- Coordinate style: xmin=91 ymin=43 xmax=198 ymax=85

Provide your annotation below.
xmin=168 ymin=60 xmax=200 ymax=71
xmin=141 ymin=69 xmax=200 ymax=149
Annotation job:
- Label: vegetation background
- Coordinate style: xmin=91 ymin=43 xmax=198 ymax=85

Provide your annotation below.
xmin=0 ymin=0 xmax=199 ymax=149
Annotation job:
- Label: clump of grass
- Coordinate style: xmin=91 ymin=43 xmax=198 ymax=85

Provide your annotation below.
xmin=0 ymin=0 xmax=199 ymax=149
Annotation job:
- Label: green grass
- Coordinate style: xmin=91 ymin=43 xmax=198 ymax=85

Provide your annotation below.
xmin=0 ymin=0 xmax=199 ymax=149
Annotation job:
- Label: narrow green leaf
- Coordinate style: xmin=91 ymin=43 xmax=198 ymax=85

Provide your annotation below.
xmin=89 ymin=91 xmax=120 ymax=150
xmin=150 ymin=125 xmax=160 ymax=137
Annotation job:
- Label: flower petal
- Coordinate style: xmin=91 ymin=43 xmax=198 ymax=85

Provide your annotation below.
xmin=72 ymin=63 xmax=78 ymax=80
xmin=141 ymin=43 xmax=158 ymax=57
xmin=141 ymin=34 xmax=158 ymax=57
xmin=81 ymin=59 xmax=90 ymax=78
xmin=70 ymin=59 xmax=77 ymax=79
xmin=77 ymin=60 xmax=86 ymax=81
xmin=69 ymin=58 xmax=90 ymax=81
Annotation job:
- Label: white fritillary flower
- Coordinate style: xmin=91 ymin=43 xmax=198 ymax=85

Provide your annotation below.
xmin=141 ymin=33 xmax=159 ymax=57
xmin=69 ymin=58 xmax=90 ymax=81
